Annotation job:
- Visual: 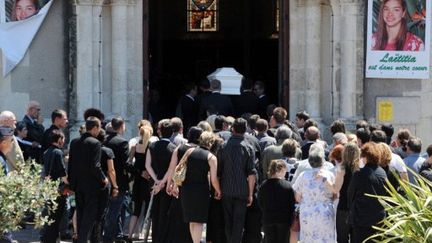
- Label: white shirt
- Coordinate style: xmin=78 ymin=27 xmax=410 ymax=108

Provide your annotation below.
xmin=390 ymin=153 xmax=407 ymax=173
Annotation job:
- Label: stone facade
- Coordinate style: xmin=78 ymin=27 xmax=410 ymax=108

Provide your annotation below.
xmin=1 ymin=0 xmax=432 ymax=148
xmin=289 ymin=0 xmax=432 ymax=147
xmin=73 ymin=0 xmax=143 ymax=138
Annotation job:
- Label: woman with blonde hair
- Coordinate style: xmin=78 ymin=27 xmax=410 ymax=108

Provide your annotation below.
xmin=258 ymin=159 xmax=295 ymax=243
xmin=172 ymin=131 xmax=221 ymax=243
xmin=127 ymin=122 xmax=154 ymax=240
xmin=377 ymin=142 xmax=400 ymax=190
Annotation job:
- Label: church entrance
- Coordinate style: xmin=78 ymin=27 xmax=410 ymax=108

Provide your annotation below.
xmin=143 ymin=0 xmax=288 ymax=121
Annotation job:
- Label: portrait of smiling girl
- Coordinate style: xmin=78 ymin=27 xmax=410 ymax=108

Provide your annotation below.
xmin=372 ymin=0 xmax=425 ymax=51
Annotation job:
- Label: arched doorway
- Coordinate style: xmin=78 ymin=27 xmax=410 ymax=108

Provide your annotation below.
xmin=142 ymin=0 xmax=290 ymax=120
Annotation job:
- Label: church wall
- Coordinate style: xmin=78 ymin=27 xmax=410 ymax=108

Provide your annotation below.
xmin=290 ymin=0 xmax=432 ymax=148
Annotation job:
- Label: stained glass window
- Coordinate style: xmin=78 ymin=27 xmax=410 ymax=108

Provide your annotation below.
xmin=187 ymin=0 xmax=218 ymax=32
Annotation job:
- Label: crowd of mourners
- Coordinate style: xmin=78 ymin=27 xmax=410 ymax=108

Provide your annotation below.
xmin=0 ymin=78 xmax=431 ymax=243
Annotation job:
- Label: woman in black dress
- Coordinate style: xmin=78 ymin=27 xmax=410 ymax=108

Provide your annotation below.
xmin=163 ymin=127 xmax=203 ymax=243
xmin=179 ymin=131 xmax=222 ymax=243
xmin=128 ymin=122 xmax=153 ymax=239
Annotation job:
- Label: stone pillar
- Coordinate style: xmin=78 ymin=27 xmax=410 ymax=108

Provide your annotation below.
xmin=304 ymin=0 xmax=321 ymax=118
xmin=75 ymin=0 xmax=99 ymax=117
xmin=339 ymin=1 xmax=359 ymax=119
xmin=111 ymin=1 xmax=128 ymax=116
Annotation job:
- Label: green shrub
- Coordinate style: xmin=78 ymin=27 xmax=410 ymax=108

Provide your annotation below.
xmin=0 ymin=160 xmax=59 ymax=232
xmin=367 ymin=171 xmax=432 ymax=242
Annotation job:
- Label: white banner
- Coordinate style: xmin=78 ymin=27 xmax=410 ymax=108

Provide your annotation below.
xmin=0 ymin=0 xmax=5 ymax=23
xmin=366 ymin=0 xmax=431 ymax=79
xmin=0 ymin=0 xmax=53 ymax=77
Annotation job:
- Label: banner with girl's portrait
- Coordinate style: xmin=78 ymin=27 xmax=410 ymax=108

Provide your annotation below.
xmin=366 ymin=0 xmax=431 ymax=79
xmin=0 ymin=0 xmax=52 ymax=77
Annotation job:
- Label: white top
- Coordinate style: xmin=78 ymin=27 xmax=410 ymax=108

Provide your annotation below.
xmin=390 ymin=153 xmax=407 ymax=173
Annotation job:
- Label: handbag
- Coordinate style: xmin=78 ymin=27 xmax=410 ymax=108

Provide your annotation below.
xmin=173 ymin=148 xmax=195 ymax=186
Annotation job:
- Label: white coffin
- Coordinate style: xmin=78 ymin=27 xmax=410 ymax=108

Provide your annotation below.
xmin=207 ymin=67 xmax=243 ymax=95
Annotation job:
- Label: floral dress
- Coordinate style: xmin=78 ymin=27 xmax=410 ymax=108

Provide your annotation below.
xmin=293 ymin=168 xmax=335 ymax=243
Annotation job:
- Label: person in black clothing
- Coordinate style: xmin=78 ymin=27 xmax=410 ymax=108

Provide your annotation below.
xmin=162 ymin=127 xmax=204 ymax=243
xmin=295 ymin=111 xmax=310 ymax=141
xmin=40 ymin=129 xmax=69 ymax=242
xmin=348 ymin=142 xmax=387 ymax=243
xmin=145 ymin=119 xmax=176 ymax=243
xmin=103 ymin=116 xmax=130 ymax=242
xmin=196 ymin=79 xmax=213 ymax=121
xmin=178 ymin=131 xmax=221 ymax=243
xmin=337 ymin=143 xmax=360 ymax=243
xmin=177 ymin=82 xmax=199 ymax=132
xmin=199 ymin=79 xmax=234 ymax=119
xmin=127 ymin=123 xmax=153 ymax=240
xmin=301 ymin=126 xmax=319 ymax=159
xmin=42 ymin=109 xmax=68 ymax=153
xmin=320 ymin=143 xmax=361 ymax=243
xmin=253 ymin=81 xmax=269 ymax=119
xmin=232 ymin=77 xmax=259 ymax=117
xmin=21 ymin=101 xmax=44 ymax=163
xmin=258 ymin=159 xmax=295 ymax=243
xmin=90 ymin=129 xmax=117 ymax=243
xmin=68 ymin=117 xmax=109 ymax=243
xmin=218 ymin=118 xmax=257 ymax=243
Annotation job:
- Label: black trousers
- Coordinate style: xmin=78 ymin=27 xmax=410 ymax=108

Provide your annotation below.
xmin=207 ymin=198 xmax=226 ymax=243
xmin=222 ymin=196 xmax=247 ymax=243
xmin=40 ymin=195 xmax=67 ymax=243
xmin=336 ymin=209 xmax=351 ymax=243
xmin=91 ymin=187 xmax=109 ymax=243
xmin=351 ymin=226 xmax=376 ymax=243
xmin=76 ymin=190 xmax=101 ymax=243
xmin=151 ymin=190 xmax=172 ymax=243
xmin=263 ymin=223 xmax=290 ymax=243
xmin=242 ymin=197 xmax=262 ymax=243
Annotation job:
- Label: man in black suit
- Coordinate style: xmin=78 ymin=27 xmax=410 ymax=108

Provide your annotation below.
xmin=68 ymin=117 xmax=108 ymax=243
xmin=145 ymin=119 xmax=176 ymax=243
xmin=103 ymin=116 xmax=130 ymax=242
xmin=177 ymin=82 xmax=198 ymax=132
xmin=42 ymin=109 xmax=68 ymax=152
xmin=22 ymin=101 xmax=44 ymax=163
xmin=253 ymin=81 xmax=269 ymax=119
xmin=232 ymin=78 xmax=259 ymax=117
xmin=196 ymin=79 xmax=213 ymax=121
xmin=199 ymin=79 xmax=234 ymax=119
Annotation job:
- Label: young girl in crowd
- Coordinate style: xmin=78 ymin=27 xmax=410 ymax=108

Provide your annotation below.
xmin=258 ymin=159 xmax=295 ymax=243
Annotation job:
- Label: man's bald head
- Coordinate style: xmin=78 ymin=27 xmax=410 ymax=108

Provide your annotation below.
xmin=0 ymin=111 xmax=17 ymax=128
xmin=26 ymin=100 xmax=41 ymax=119
xmin=305 ymin=126 xmax=320 ymax=141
